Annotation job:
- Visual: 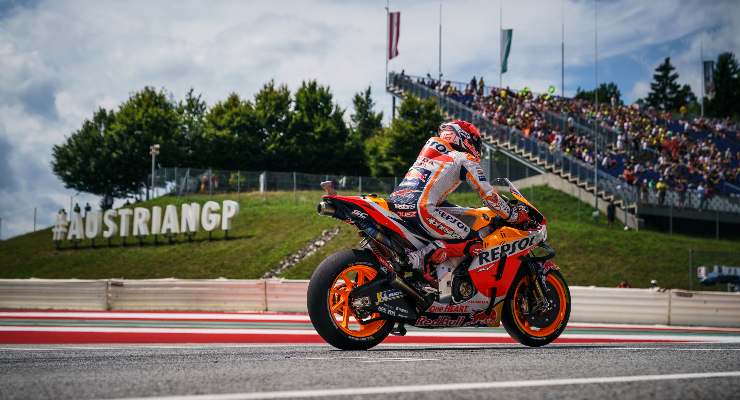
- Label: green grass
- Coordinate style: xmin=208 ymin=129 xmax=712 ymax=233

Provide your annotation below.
xmin=1 ymin=187 xmax=738 ymax=289
xmin=0 ymin=191 xmax=338 ymax=279
xmin=285 ymin=186 xmax=740 ymax=289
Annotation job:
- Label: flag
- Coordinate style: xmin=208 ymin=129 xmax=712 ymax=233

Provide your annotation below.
xmin=703 ymin=60 xmax=715 ymax=99
xmin=500 ymin=29 xmax=513 ymax=74
xmin=388 ymin=11 xmax=400 ymax=60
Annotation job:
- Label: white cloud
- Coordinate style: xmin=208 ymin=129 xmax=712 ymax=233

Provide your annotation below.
xmin=0 ymin=0 xmax=738 ymax=239
xmin=629 ymin=80 xmax=650 ymax=102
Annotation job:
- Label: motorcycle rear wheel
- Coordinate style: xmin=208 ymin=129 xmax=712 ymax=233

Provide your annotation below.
xmin=502 ymin=269 xmax=570 ymax=347
xmin=307 ymin=249 xmax=394 ymax=350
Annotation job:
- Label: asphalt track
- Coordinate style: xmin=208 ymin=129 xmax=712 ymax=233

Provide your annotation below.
xmin=2 ymin=312 xmax=740 ymax=400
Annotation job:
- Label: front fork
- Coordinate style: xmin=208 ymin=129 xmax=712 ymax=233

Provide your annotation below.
xmin=526 ymin=260 xmax=552 ymax=313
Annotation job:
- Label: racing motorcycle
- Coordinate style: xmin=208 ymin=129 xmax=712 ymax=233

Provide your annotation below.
xmin=307 ymin=178 xmax=570 ymax=350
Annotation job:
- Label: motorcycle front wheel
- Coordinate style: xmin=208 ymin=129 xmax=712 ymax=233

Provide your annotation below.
xmin=502 ymin=268 xmax=571 ymax=347
xmin=307 ymin=249 xmax=394 ymax=350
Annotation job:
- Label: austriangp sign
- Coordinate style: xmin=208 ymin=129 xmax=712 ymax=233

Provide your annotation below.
xmin=52 ymin=200 xmax=240 ymax=247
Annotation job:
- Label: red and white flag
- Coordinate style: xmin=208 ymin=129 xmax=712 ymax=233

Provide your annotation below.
xmin=388 ymin=11 xmax=400 ymax=60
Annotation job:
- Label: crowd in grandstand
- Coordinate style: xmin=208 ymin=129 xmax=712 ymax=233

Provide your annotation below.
xmin=412 ymin=74 xmax=739 ymax=205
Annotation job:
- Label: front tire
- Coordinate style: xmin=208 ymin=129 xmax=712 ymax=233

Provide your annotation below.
xmin=307 ymin=249 xmax=393 ymax=350
xmin=502 ymin=268 xmax=570 ymax=347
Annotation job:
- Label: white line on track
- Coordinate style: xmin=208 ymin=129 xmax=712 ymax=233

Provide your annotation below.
xmin=3 ymin=325 xmax=739 ymax=343
xmin=302 ymin=356 xmax=439 ymax=362
xmin=107 ymin=371 xmax=740 ymax=400
xmin=4 ymin=312 xmax=740 ymax=333
xmin=603 ymin=347 xmax=740 ymax=351
xmin=0 ymin=312 xmax=312 ymax=321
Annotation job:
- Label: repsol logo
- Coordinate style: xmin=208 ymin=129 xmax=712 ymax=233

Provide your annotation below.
xmin=475 ymin=236 xmax=537 ymax=270
xmin=434 ymin=209 xmax=470 ymax=233
xmin=475 ymin=167 xmax=487 ymax=182
xmin=426 ymin=217 xmax=462 ymax=239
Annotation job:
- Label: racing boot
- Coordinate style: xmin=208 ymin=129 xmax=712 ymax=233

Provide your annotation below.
xmin=405 ymin=240 xmax=446 ymax=273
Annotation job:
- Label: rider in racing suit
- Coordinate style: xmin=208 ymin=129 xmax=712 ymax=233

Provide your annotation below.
xmin=389 ymin=120 xmax=531 ymax=272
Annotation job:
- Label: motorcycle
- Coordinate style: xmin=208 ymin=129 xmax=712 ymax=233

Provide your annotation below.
xmin=307 ymin=178 xmax=570 ymax=350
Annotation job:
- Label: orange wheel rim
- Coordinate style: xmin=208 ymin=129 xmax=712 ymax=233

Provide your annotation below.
xmin=328 ymin=264 xmax=386 ymax=337
xmin=512 ymin=274 xmax=567 ymax=338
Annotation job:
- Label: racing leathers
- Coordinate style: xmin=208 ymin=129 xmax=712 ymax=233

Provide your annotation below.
xmin=389 ymin=136 xmax=528 ymax=271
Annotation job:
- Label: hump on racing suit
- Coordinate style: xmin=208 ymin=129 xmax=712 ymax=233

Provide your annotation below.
xmin=388 ymin=136 xmax=516 ymax=243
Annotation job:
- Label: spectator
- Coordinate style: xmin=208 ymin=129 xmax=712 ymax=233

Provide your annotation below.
xmin=676 ymin=180 xmax=687 ymax=208
xmin=84 ymin=202 xmax=92 ymax=218
xmin=617 ymin=280 xmax=631 ymax=288
xmin=656 ymin=179 xmax=668 ymax=205
xmin=607 ymin=199 xmax=616 ymax=227
xmin=697 ymin=184 xmax=706 ymax=210
xmin=640 ymin=179 xmax=649 ymax=203
xmin=73 ymin=202 xmax=81 ymax=214
xmin=411 ymin=73 xmax=740 ymax=203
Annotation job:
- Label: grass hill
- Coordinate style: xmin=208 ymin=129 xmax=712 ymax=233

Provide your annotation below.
xmin=1 ymin=187 xmax=738 ymax=289
xmin=0 ymin=192 xmax=338 ymax=279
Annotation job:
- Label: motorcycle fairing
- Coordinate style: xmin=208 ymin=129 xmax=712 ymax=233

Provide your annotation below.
xmin=468 ymin=224 xmax=548 ymax=298
xmin=323 ymin=195 xmax=429 ymax=250
xmin=414 ymin=292 xmax=504 ymax=328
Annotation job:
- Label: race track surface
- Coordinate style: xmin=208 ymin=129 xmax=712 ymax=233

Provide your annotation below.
xmin=1 ymin=311 xmax=739 ymax=399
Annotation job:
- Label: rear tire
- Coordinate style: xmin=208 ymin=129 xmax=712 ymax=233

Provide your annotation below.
xmin=307 ymin=249 xmax=393 ymax=350
xmin=502 ymin=268 xmax=570 ymax=347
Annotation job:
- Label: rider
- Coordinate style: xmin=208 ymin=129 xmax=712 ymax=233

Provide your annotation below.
xmin=389 ymin=119 xmax=531 ymax=272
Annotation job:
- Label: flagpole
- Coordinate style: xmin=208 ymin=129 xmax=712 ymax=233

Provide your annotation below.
xmin=385 ymin=0 xmax=389 ymax=88
xmin=561 ymin=0 xmax=565 ymax=97
xmin=499 ymin=1 xmax=502 ymax=88
xmin=561 ymin=0 xmax=566 ymax=134
xmin=700 ymin=38 xmax=705 ymax=117
xmin=438 ymin=2 xmax=442 ymax=83
xmin=593 ymin=0 xmax=599 ymax=212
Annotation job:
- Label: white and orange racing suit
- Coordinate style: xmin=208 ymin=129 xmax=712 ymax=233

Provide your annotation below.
xmin=389 ymin=136 xmax=516 ymax=243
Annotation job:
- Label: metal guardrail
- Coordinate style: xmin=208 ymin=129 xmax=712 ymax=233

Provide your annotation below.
xmin=1 ymin=279 xmax=739 ymax=327
xmin=570 ymin=286 xmax=670 ymax=325
xmin=108 ymin=279 xmax=267 ymax=311
xmin=0 ymin=279 xmax=108 ymax=310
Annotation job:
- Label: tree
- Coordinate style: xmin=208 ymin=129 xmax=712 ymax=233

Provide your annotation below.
xmin=288 ymin=80 xmax=365 ymax=174
xmin=351 ymin=87 xmax=383 ymax=141
xmin=204 ymin=93 xmax=260 ymax=170
xmin=706 ymin=52 xmax=740 ymax=119
xmin=52 ymin=108 xmax=121 ymax=201
xmin=106 ymin=87 xmax=182 ymax=198
xmin=644 ymin=57 xmax=695 ymax=112
xmin=254 ymin=81 xmax=293 ymax=170
xmin=366 ymin=94 xmax=444 ymax=177
xmin=574 ymin=82 xmax=623 ymax=106
xmin=176 ymin=89 xmax=209 ymax=168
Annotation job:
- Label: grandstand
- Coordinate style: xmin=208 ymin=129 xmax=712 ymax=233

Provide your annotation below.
xmin=388 ymin=72 xmax=740 ymax=235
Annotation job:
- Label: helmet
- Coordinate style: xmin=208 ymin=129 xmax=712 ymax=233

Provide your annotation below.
xmin=438 ymin=120 xmax=482 ymax=159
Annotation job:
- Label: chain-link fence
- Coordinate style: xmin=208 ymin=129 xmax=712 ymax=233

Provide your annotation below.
xmin=688 ymin=250 xmax=740 ymax=291
xmin=150 ymin=164 xmax=515 ymax=198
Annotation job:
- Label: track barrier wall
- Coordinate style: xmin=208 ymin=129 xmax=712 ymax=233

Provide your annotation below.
xmin=1 ymin=279 xmax=739 ymax=327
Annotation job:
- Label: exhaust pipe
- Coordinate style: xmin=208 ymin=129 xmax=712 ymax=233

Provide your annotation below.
xmin=317 ymin=201 xmax=336 ymax=216
xmin=389 ymin=273 xmax=429 ymax=307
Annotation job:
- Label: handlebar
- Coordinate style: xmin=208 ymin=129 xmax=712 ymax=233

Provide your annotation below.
xmin=524 ymin=242 xmax=556 ymax=263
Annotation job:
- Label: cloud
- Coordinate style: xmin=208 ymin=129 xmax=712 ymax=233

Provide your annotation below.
xmin=629 ymin=80 xmax=650 ymax=102
xmin=0 ymin=127 xmax=18 ymax=190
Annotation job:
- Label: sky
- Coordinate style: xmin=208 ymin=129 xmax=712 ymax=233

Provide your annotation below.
xmin=0 ymin=0 xmax=739 ymax=239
